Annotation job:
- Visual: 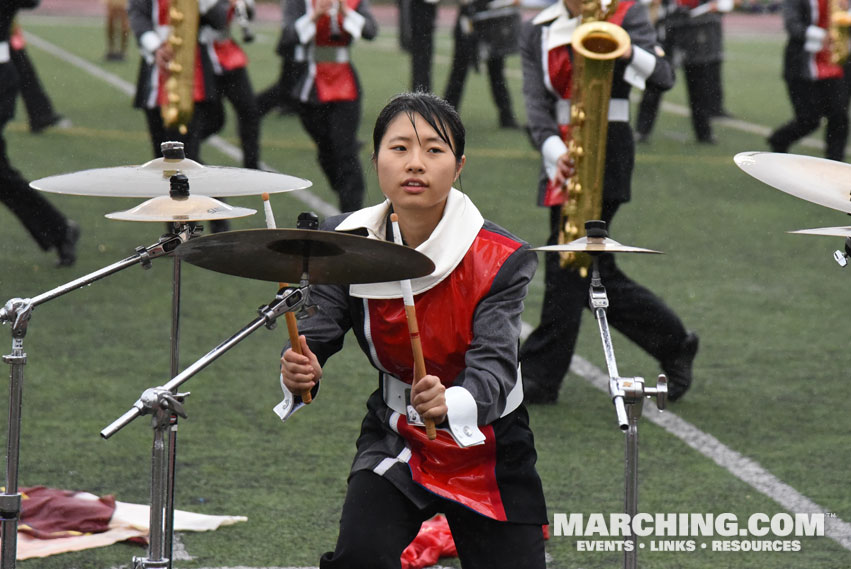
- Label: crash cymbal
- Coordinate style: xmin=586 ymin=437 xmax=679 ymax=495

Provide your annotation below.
xmin=532 ymin=236 xmax=662 ymax=254
xmin=788 ymin=226 xmax=851 ymax=237
xmin=175 ymin=229 xmax=436 ymax=285
xmin=734 ymin=152 xmax=851 ymax=214
xmin=105 ymin=194 xmax=256 ymax=222
xmin=30 ymin=156 xmax=312 ymax=198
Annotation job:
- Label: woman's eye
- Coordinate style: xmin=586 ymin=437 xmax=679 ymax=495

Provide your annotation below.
xmin=391 ymin=145 xmax=406 ymax=152
xmin=428 ymin=147 xmax=444 ymax=154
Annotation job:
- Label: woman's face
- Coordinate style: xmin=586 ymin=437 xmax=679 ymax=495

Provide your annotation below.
xmin=375 ymin=112 xmax=465 ymax=215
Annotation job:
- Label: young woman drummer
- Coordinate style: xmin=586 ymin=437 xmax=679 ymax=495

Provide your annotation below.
xmin=277 ymin=91 xmax=548 ymax=569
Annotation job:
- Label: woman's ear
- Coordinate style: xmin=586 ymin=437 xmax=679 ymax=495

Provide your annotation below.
xmin=454 ymin=155 xmax=467 ymax=182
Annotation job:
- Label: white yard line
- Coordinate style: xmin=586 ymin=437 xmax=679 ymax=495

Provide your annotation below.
xmin=25 ymin=30 xmax=850 ymax=568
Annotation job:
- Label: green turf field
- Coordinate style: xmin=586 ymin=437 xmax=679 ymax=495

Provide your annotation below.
xmin=1 ymin=10 xmax=850 ymax=569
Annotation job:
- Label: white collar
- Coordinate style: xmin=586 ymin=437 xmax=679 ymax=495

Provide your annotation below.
xmin=533 ymin=1 xmax=580 ymax=51
xmin=336 ymin=189 xmax=485 ymax=299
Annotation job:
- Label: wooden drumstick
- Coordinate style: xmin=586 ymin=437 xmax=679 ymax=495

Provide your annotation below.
xmin=390 ymin=213 xmax=437 ymax=440
xmin=262 ymin=193 xmax=312 ymax=404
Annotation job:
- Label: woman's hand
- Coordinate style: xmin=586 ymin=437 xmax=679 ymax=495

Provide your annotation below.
xmin=411 ymin=375 xmax=447 ymax=425
xmin=280 ymin=336 xmax=322 ymax=396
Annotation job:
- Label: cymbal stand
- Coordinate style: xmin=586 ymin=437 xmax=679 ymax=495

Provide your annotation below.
xmin=585 ymin=224 xmax=667 ymax=569
xmin=0 ymin=227 xmax=192 ymax=569
xmin=100 ymin=284 xmax=309 ymax=569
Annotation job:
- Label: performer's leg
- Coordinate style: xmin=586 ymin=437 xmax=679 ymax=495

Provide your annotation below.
xmin=220 ymin=68 xmax=261 ymax=169
xmin=684 ymin=63 xmax=714 ymax=143
xmin=0 ymin=136 xmax=78 ymax=263
xmin=768 ymin=79 xmax=821 ymax=152
xmin=11 ymin=48 xmax=61 ymax=132
xmin=599 ymin=203 xmax=696 ymax=400
xmin=635 ymin=86 xmax=663 ymax=140
xmin=409 ymin=0 xmax=436 ymax=92
xmin=327 ymin=100 xmax=365 ymax=212
xmin=445 ymin=505 xmax=546 ymax=569
xmin=444 ymin=25 xmax=473 ymax=111
xmin=486 ymin=56 xmax=517 ymax=128
xmin=519 ymin=207 xmax=588 ymax=403
xmin=299 ymin=101 xmax=365 ymax=212
xmin=319 ymin=471 xmax=430 ymax=569
xmin=821 ymin=77 xmax=849 ymax=162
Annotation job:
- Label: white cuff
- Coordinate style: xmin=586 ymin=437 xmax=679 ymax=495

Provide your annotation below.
xmin=444 ymin=386 xmax=485 ymax=447
xmin=272 ymin=373 xmax=317 ymax=422
xmin=623 ymin=45 xmax=657 ymax=90
xmin=542 ymin=135 xmax=567 ymax=182
xmin=717 ymin=0 xmax=734 ymax=12
xmin=805 ymin=25 xmax=826 ymax=53
xmin=295 ymin=13 xmax=317 ymax=45
xmin=140 ymin=30 xmax=163 ymax=58
xmin=342 ymin=8 xmax=366 ymax=40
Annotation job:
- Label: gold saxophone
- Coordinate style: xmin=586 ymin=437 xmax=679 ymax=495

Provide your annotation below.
xmin=160 ymin=0 xmax=200 ymax=134
xmin=558 ymin=0 xmax=630 ymax=274
xmin=829 ymin=0 xmax=851 ymax=65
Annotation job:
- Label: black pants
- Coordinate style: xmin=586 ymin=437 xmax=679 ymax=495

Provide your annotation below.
xmin=409 ymin=0 xmax=437 ymax=92
xmin=11 ymin=47 xmax=59 ymax=131
xmin=637 ymin=61 xmax=719 ymax=141
xmin=200 ymin=67 xmax=261 ymax=169
xmin=768 ymin=77 xmax=850 ymax=162
xmin=519 ymin=203 xmax=688 ymax=389
xmin=319 ymin=471 xmax=546 ymax=569
xmin=444 ymin=26 xmax=515 ymax=125
xmin=298 ymin=99 xmax=365 ymax=213
xmin=0 ymin=134 xmax=68 ymax=250
xmin=143 ymin=105 xmax=208 ymax=162
xmin=683 ymin=61 xmax=720 ymax=142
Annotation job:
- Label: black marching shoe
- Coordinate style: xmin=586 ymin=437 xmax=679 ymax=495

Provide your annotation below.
xmin=56 ymin=220 xmax=81 ymax=267
xmin=662 ymin=332 xmax=699 ymax=402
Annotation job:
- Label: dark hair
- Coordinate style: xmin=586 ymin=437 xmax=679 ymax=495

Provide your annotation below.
xmin=372 ymin=92 xmax=466 ymax=164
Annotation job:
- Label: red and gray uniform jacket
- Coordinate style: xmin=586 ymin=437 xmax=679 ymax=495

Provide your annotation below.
xmin=278 ymin=0 xmax=378 ymax=104
xmin=781 ymin=0 xmax=844 ymax=81
xmin=128 ymin=0 xmax=231 ymax=109
xmin=274 ymin=190 xmax=547 ymax=524
xmin=520 ymin=0 xmax=674 ymax=207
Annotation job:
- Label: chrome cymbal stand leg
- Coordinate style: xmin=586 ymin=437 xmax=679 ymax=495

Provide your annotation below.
xmin=0 ymin=229 xmax=191 ymax=569
xmin=102 ymin=286 xmax=309 ymax=566
xmin=0 ymin=306 xmax=31 ymax=569
xmin=130 ymin=389 xmax=187 ymax=569
xmin=586 ymin=221 xmax=667 ymax=569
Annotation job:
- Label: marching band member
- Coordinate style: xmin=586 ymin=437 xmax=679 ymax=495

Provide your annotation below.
xmin=128 ymin=0 xmax=230 ymax=163
xmin=518 ymin=0 xmax=699 ymax=403
xmin=278 ymin=0 xmax=378 ymax=213
xmin=444 ymin=0 xmax=520 ymax=128
xmin=768 ymin=0 xmax=850 ymax=161
xmin=0 ymin=0 xmax=80 ymax=267
xmin=277 ymin=92 xmax=547 ymax=569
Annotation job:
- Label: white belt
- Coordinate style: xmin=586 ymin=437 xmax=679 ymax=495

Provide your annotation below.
xmin=0 ymin=42 xmax=9 ymax=64
xmin=556 ymin=97 xmax=629 ymax=125
xmin=314 ymin=46 xmax=350 ymax=63
xmin=381 ymin=370 xmax=524 ymax=427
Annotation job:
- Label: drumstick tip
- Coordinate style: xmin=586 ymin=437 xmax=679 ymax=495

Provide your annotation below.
xmin=391 ymin=212 xmax=399 ymax=223
xmin=262 ymin=192 xmax=270 ymax=201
